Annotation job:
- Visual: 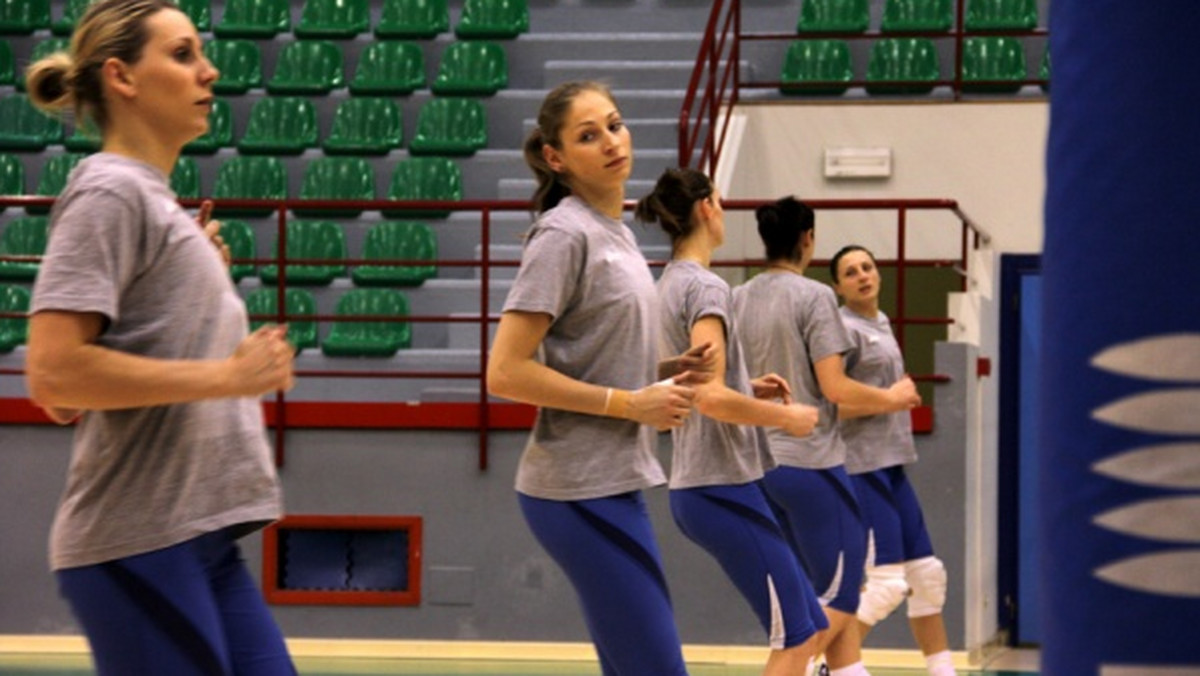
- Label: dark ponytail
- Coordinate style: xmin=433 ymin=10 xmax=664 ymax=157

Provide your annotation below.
xmin=634 ymin=167 xmax=713 ymax=249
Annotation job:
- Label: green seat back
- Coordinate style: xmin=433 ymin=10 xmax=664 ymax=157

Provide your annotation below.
xmin=64 ymin=116 xmax=101 ymax=152
xmin=454 ymin=0 xmax=528 ymax=39
xmin=260 ymin=220 xmax=347 ymax=285
xmin=0 ymin=153 xmax=25 ymax=213
xmin=376 ymin=0 xmax=448 ymax=39
xmin=51 ymin=0 xmax=88 ymax=35
xmin=322 ymin=288 xmax=411 ymax=357
xmin=780 ymin=40 xmax=852 ymax=96
xmin=432 ymin=41 xmax=508 ymax=96
xmin=961 ymin=36 xmax=1027 ymax=93
xmin=323 ymin=97 xmax=403 ymax=155
xmin=184 ymin=99 xmax=234 ymax=154
xmin=296 ymin=0 xmax=369 ymax=38
xmin=0 ymin=0 xmax=49 ymax=33
xmin=881 ymin=0 xmax=953 ymax=32
xmin=215 ymin=0 xmax=290 ymax=37
xmin=0 ymin=283 xmax=30 ymax=351
xmin=385 ymin=157 xmax=462 ymax=218
xmin=178 ymin=0 xmax=212 ymax=31
xmin=866 ymin=38 xmax=940 ymax=94
xmin=16 ymin=38 xmax=69 ymax=91
xmin=220 ymin=219 xmax=257 ymax=281
xmin=409 ymin=97 xmax=487 ymax=156
xmin=238 ymin=96 xmax=319 ymax=155
xmin=1039 ymin=48 xmax=1050 ymax=92
xmin=352 ymin=221 xmax=437 ymax=287
xmin=965 ymin=0 xmax=1037 ymax=30
xmin=797 ymin=0 xmax=868 ymax=33
xmin=28 ymin=153 xmax=84 ymax=214
xmin=0 ymin=95 xmax=64 ymax=151
xmin=0 ymin=216 xmax=47 ymax=280
xmin=205 ymin=39 xmax=262 ymax=94
xmin=212 ymin=156 xmax=287 ymax=217
xmin=0 ymin=35 xmax=14 ymax=84
xmin=245 ymin=287 xmax=318 ymax=351
xmin=296 ymin=157 xmax=375 ymax=218
xmin=350 ymin=40 xmax=425 ymax=95
xmin=267 ymin=40 xmax=345 ymax=95
xmin=170 ymin=157 xmax=201 ymax=199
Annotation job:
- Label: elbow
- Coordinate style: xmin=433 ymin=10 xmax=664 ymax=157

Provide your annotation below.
xmin=486 ymin=359 xmax=515 ymax=400
xmin=26 ymin=363 xmax=68 ymax=410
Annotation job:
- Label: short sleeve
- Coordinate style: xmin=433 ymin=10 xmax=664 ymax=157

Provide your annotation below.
xmin=685 ymin=275 xmax=731 ymax=339
xmin=502 ymin=221 xmax=585 ymax=321
xmin=31 ymin=187 xmax=144 ymax=324
xmin=801 ymin=286 xmax=854 ymax=363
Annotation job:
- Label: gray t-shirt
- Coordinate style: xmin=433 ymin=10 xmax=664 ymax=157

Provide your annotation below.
xmin=657 ymin=260 xmax=774 ymax=489
xmin=840 ymin=307 xmax=917 ymax=474
xmin=31 ymin=153 xmax=281 ymax=570
xmin=501 ymin=197 xmax=666 ymax=500
xmin=732 ymin=271 xmax=852 ymax=469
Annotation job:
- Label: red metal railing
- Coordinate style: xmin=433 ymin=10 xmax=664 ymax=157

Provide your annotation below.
xmin=2 ymin=196 xmax=986 ymax=469
xmin=680 ymin=0 xmax=1048 ymax=169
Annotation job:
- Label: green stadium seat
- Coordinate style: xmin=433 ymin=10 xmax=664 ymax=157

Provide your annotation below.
xmin=384 ymin=156 xmax=461 ymax=219
xmin=260 ymin=220 xmax=347 ymax=285
xmin=881 ymin=0 xmax=953 ymax=32
xmin=296 ymin=157 xmax=374 ymax=218
xmin=28 ymin=153 xmax=84 ymax=214
xmin=0 ymin=95 xmax=64 ymax=151
xmin=0 ymin=283 xmax=29 ymax=352
xmin=0 ymin=216 xmax=47 ymax=279
xmin=205 ymin=39 xmax=262 ymax=95
xmin=323 ymin=97 xmax=403 ymax=156
xmin=375 ymin=0 xmax=448 ymax=39
xmin=51 ymin=0 xmax=88 ymax=35
xmin=184 ymin=99 xmax=234 ymax=154
xmin=866 ymin=37 xmax=940 ymax=94
xmin=1039 ymin=48 xmax=1050 ymax=92
xmin=321 ymin=288 xmax=411 ymax=357
xmin=0 ymin=0 xmax=49 ymax=34
xmin=267 ymin=40 xmax=345 ymax=95
xmin=238 ymin=96 xmax=319 ymax=155
xmin=245 ymin=287 xmax=318 ymax=351
xmin=349 ymin=40 xmax=426 ymax=96
xmin=220 ymin=219 xmax=257 ymax=281
xmin=214 ymin=0 xmax=290 ymax=38
xmin=0 ymin=36 xmax=15 ymax=85
xmin=170 ymin=157 xmax=201 ymax=199
xmin=432 ymin=41 xmax=508 ymax=96
xmin=965 ymin=0 xmax=1037 ymax=30
xmin=797 ymin=0 xmax=869 ymax=33
xmin=296 ymin=0 xmax=369 ymax=38
xmin=780 ymin=40 xmax=852 ymax=96
xmin=179 ymin=0 xmax=213 ymax=31
xmin=408 ymin=97 xmax=487 ymax=156
xmin=16 ymin=38 xmax=69 ymax=91
xmin=961 ymin=36 xmax=1026 ymax=93
xmin=454 ymin=0 xmax=528 ymax=39
xmin=0 ymin=153 xmax=25 ymax=212
xmin=352 ymin=221 xmax=437 ymax=287
xmin=64 ymin=117 xmax=101 ymax=152
xmin=212 ymin=156 xmax=287 ymax=217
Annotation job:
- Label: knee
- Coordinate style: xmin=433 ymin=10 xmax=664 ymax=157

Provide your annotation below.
xmin=905 ymin=556 xmax=947 ymax=618
xmin=857 ymin=563 xmax=908 ymax=626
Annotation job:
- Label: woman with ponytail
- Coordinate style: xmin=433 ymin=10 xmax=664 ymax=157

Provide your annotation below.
xmin=24 ymin=1 xmax=296 ymax=673
xmin=637 ymin=167 xmax=827 ymax=675
xmin=487 ymin=81 xmax=696 ymax=675
xmin=733 ymin=198 xmax=921 ymax=676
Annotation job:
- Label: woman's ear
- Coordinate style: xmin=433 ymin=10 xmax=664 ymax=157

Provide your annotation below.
xmin=542 ymin=143 xmax=565 ymax=174
xmin=101 ymin=57 xmax=137 ymax=100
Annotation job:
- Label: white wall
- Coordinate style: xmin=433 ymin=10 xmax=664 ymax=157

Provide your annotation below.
xmin=722 ymin=100 xmax=1048 ymax=655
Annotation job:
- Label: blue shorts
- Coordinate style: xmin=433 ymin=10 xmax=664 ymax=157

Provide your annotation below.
xmin=670 ymin=482 xmax=827 ymax=649
xmin=851 ymin=466 xmax=935 ymax=565
xmin=519 ymin=491 xmax=687 ymax=676
xmin=762 ymin=465 xmax=868 ymax=616
xmin=56 ymin=527 xmax=295 ymax=676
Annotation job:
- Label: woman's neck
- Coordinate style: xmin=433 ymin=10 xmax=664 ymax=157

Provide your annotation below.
xmin=846 ymin=298 xmax=880 ymax=318
xmin=767 ymin=259 xmax=807 ymax=275
xmin=571 ymin=184 xmax=625 ymax=221
xmin=673 ymin=237 xmax=711 ymax=267
xmin=101 ymin=120 xmax=183 ymax=177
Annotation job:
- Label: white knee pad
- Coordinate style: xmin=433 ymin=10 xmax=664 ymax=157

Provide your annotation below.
xmin=857 ymin=563 xmax=909 ymax=626
xmin=905 ymin=556 xmax=947 ymax=618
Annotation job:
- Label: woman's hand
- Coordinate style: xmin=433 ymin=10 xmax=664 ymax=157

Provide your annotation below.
xmin=226 ymin=325 xmax=295 ymax=397
xmin=625 ymin=375 xmax=696 ymax=430
xmin=658 ymin=341 xmax=718 ymax=384
xmin=887 ymin=376 xmax=922 ymax=410
xmin=751 ymin=373 xmax=792 ymax=404
xmin=779 ymin=403 xmax=819 ymax=437
xmin=197 ymin=200 xmax=231 ymax=267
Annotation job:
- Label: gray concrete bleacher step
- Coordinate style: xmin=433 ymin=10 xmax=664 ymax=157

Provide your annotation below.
xmin=543 ymin=59 xmax=754 ymax=90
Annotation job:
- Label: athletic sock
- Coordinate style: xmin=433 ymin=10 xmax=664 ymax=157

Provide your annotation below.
xmin=829 ymin=661 xmax=870 ymax=676
xmin=925 ymin=650 xmax=957 ymax=676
